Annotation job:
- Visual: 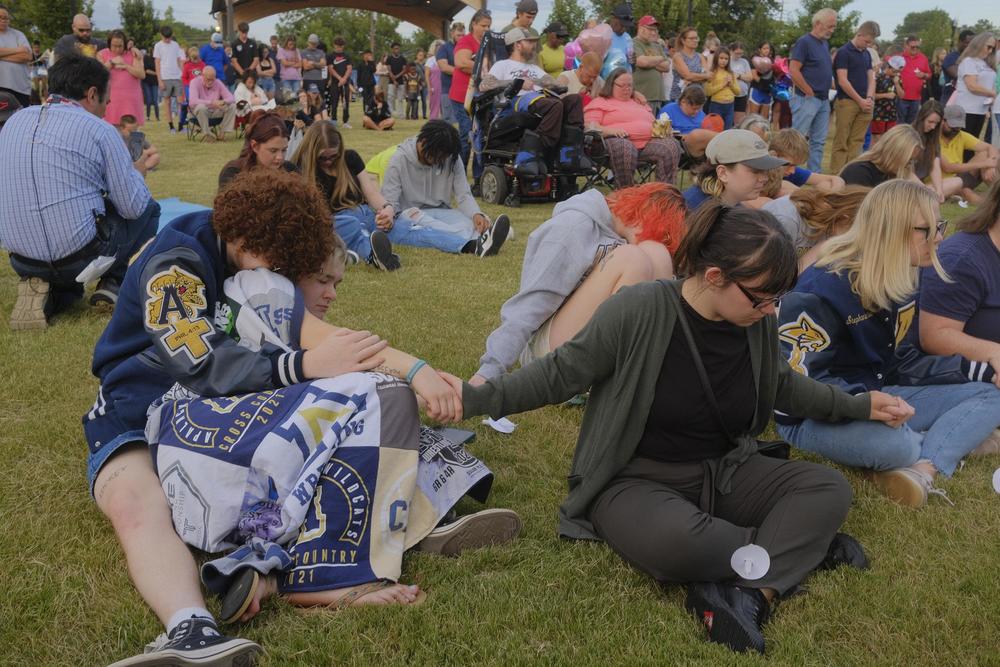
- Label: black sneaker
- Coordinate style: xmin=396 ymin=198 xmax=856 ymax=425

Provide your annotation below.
xmin=367 ymin=230 xmax=400 ymax=271
xmin=685 ymin=582 xmax=768 ymax=654
xmin=818 ymin=532 xmax=870 ymax=571
xmin=90 ymin=277 xmax=120 ymax=309
xmin=475 ymin=214 xmax=510 ymax=257
xmin=108 ymin=616 xmax=261 ymax=666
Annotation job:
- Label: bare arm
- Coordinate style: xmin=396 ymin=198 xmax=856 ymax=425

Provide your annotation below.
xmin=788 ymin=60 xmax=813 ymax=96
xmin=920 ymin=311 xmax=1000 ymax=384
xmin=437 ymin=57 xmax=455 ymax=75
xmin=126 ymin=50 xmax=145 ymax=79
xmin=962 ymin=73 xmax=995 ymax=97
xmin=636 ymin=54 xmax=665 ymax=68
xmin=672 ymin=52 xmax=709 ymax=82
xmin=454 ymin=48 xmax=475 ymax=74
xmin=0 ymin=45 xmax=31 ymax=63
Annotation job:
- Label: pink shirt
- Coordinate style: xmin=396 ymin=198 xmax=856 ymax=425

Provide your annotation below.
xmin=277 ymin=47 xmax=302 ymax=81
xmin=189 ymin=75 xmax=234 ymax=107
xmin=583 ymin=96 xmax=656 ymax=149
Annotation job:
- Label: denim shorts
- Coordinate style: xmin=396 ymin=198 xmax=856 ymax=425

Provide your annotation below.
xmin=86 ymin=430 xmax=147 ymax=498
xmin=750 ymin=88 xmax=772 ymax=105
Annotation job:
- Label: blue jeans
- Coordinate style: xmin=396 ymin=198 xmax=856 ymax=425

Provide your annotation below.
xmin=281 ymin=79 xmax=302 ymax=96
xmin=403 ymin=207 xmax=479 ymax=241
xmin=777 ymin=382 xmax=1000 ymax=477
xmin=896 ymin=98 xmax=920 ymax=125
xmin=790 ymin=93 xmax=830 ymax=173
xmin=333 ymin=205 xmax=468 ymax=256
xmin=450 ymin=98 xmax=473 ymax=175
xmin=9 ymin=198 xmax=160 ymax=308
xmin=707 ymin=101 xmax=735 ymax=129
xmin=141 ymin=81 xmax=160 ymax=119
xmin=258 ymin=77 xmax=276 ymax=95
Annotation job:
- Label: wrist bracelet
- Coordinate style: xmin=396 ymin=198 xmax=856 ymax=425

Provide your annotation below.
xmin=406 ymin=359 xmax=427 ymax=383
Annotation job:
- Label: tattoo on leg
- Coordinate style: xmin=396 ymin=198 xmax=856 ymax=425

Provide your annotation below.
xmin=96 ymin=463 xmax=129 ymax=501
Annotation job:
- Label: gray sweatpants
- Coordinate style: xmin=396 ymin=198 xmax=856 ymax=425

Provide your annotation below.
xmin=589 ymin=453 xmax=852 ymax=595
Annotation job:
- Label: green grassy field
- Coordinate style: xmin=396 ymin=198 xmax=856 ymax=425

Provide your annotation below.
xmin=1 ymin=104 xmax=998 ymax=667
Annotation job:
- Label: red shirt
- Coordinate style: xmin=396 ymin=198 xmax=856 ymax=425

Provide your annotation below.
xmin=899 ymin=51 xmax=930 ymax=101
xmin=182 ymin=60 xmax=204 ymax=87
xmin=449 ymin=33 xmax=481 ymax=105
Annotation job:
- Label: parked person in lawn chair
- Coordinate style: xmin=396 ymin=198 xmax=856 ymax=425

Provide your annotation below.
xmin=471 ymin=182 xmax=681 ymax=384
xmin=919 ymin=177 xmax=1000 ymax=458
xmin=381 ymin=120 xmax=511 ymax=256
xmin=585 ymin=67 xmax=683 ymax=188
xmin=479 ymin=28 xmax=593 ymax=178
xmin=189 ymin=65 xmax=236 ymax=142
xmin=454 ymin=202 xmax=907 ymax=655
xmin=1 ymin=54 xmax=159 ymax=331
xmin=776 ymin=180 xmax=1000 ymax=508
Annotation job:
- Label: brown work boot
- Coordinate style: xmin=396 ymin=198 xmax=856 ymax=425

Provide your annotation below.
xmin=9 ymin=277 xmax=49 ymax=330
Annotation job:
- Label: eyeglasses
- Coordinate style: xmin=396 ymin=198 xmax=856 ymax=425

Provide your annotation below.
xmin=318 ymin=149 xmax=341 ymax=164
xmin=914 ymin=220 xmax=948 ymax=240
xmin=613 ymin=81 xmax=634 ymax=88
xmin=735 ymin=282 xmax=785 ymax=310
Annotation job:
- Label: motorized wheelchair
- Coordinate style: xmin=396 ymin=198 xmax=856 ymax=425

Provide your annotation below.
xmin=472 ymin=79 xmax=602 ymax=206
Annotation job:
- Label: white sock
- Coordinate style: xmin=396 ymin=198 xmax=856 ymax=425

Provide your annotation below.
xmin=167 ymin=607 xmax=215 ymax=635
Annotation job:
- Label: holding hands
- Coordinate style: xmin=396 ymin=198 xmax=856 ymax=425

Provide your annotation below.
xmin=868 ymin=391 xmax=915 ymax=428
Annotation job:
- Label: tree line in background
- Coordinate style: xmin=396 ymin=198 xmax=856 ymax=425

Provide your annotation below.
xmin=5 ymin=0 xmax=997 ymax=60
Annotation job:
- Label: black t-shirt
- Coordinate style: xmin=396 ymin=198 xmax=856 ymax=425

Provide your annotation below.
xmin=635 ymin=298 xmax=756 ymax=463
xmin=356 ymin=61 xmax=376 ymax=88
xmin=231 ymin=37 xmax=259 ymax=71
xmin=143 ymin=54 xmax=158 ymax=86
xmin=840 ymin=160 xmax=890 ymax=187
xmin=387 ymin=54 xmax=407 ymax=78
xmin=218 ymin=160 xmax=298 ymax=190
xmin=329 ymin=50 xmax=352 ymax=78
xmin=365 ymin=100 xmax=391 ymax=123
xmin=317 ymin=149 xmax=366 ymax=210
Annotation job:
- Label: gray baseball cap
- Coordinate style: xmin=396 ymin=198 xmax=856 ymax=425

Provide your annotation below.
xmin=706 ymin=129 xmax=788 ymax=169
xmin=210 ymin=32 xmax=223 ymax=44
xmin=943 ymin=105 xmax=966 ymax=129
xmin=308 ymin=33 xmax=319 ymax=44
xmin=504 ymin=27 xmax=539 ymax=46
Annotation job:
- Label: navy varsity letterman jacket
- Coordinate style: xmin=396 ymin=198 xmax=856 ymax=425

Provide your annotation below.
xmin=83 ymin=211 xmax=305 ymax=455
xmin=775 ymin=264 xmax=994 ymax=425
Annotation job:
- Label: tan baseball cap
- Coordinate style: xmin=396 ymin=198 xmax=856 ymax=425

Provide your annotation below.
xmin=706 ymin=129 xmax=788 ymax=169
xmin=504 ymin=27 xmax=539 ymax=46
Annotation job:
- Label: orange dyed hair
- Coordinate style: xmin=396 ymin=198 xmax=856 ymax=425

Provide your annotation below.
xmin=606 ymin=182 xmax=687 ymax=253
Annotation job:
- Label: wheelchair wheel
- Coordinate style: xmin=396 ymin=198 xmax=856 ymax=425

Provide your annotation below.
xmin=480 ymin=165 xmax=509 ymax=205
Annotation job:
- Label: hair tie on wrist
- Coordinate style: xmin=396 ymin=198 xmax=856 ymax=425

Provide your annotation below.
xmin=406 ymin=359 xmax=427 ymax=383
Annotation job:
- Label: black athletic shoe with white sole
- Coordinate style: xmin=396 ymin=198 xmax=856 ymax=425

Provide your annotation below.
xmin=415 ymin=508 xmax=522 ymax=556
xmin=107 ymin=616 xmax=261 ymax=666
xmin=685 ymin=582 xmax=769 ymax=654
xmin=475 ymin=214 xmax=510 ymax=257
xmin=90 ymin=277 xmax=120 ymax=309
xmin=367 ymin=230 xmax=400 ymax=271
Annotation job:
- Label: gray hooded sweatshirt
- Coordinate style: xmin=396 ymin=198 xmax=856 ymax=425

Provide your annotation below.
xmin=477 ymin=189 xmax=624 ymax=379
xmin=381 ymin=136 xmax=482 ymax=219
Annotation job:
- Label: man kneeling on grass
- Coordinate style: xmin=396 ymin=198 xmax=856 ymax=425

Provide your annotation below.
xmin=380 ymin=120 xmax=512 ymax=256
xmin=88 ymin=170 xmax=518 ymax=667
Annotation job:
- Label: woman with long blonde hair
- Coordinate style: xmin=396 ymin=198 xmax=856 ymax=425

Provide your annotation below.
xmin=776 ymin=179 xmax=1000 ymax=508
xmin=839 ymin=124 xmax=922 ymax=186
xmin=762 ymin=185 xmax=870 ymax=269
xmin=291 ymin=121 xmax=482 ymax=270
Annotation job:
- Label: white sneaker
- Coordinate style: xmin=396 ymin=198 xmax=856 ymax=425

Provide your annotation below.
xmin=342 ymin=122 xmax=352 ymax=129
xmin=416 ymin=508 xmax=521 ymax=556
xmin=870 ymin=466 xmax=954 ymax=508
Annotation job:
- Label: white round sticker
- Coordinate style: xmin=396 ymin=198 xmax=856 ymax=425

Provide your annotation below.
xmin=731 ymin=544 xmax=770 ymax=580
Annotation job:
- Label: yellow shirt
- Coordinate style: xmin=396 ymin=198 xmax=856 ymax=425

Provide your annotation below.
xmin=364 ymin=144 xmax=399 ymax=185
xmin=539 ymin=44 xmax=565 ymax=78
xmin=704 ymin=69 xmax=740 ymax=104
xmin=940 ymin=130 xmax=981 ymax=167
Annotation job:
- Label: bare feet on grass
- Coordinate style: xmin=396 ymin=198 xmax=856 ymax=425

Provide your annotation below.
xmin=238 ymin=576 xmax=423 ymax=622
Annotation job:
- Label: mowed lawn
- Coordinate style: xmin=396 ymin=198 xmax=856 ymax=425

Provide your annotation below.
xmin=1 ymin=101 xmax=998 ymax=667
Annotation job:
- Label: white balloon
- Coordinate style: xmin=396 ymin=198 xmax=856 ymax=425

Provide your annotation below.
xmin=992 ymin=467 xmax=1000 ymax=494
xmin=731 ymin=544 xmax=770 ymax=580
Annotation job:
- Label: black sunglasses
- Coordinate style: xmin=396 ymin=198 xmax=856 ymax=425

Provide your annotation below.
xmin=735 ymin=282 xmax=785 ymax=310
xmin=914 ymin=220 xmax=948 ymax=240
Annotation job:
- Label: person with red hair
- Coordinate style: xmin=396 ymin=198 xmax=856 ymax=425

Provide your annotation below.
xmin=217 ymin=109 xmax=296 ymax=189
xmin=471 ymin=182 xmax=685 ymax=384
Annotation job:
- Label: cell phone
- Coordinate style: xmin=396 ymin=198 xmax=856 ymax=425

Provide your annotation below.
xmin=127 ymin=131 xmax=145 ymax=162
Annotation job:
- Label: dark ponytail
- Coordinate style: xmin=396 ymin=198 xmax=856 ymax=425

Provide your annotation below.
xmin=675 ymin=200 xmax=798 ymax=294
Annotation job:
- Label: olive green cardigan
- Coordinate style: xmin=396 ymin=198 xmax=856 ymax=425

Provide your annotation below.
xmin=463 ymin=279 xmax=871 ymax=541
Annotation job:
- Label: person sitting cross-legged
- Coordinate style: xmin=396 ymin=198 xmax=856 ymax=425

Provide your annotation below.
xmin=471 ymin=182 xmax=681 ymax=384
xmin=937 ymin=105 xmax=999 ymax=206
xmin=0 ymin=53 xmax=159 ymax=330
xmin=776 ymin=179 xmax=1000 ymax=508
xmin=363 ymin=90 xmax=395 ymax=131
xmin=449 ymin=202 xmax=907 ymax=655
xmin=380 ymin=120 xmax=512 ymax=257
xmin=189 ymin=65 xmax=236 ymax=142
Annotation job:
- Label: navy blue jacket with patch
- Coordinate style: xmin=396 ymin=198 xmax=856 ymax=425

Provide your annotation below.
xmin=83 ymin=212 xmax=305 ymax=454
xmin=775 ymin=265 xmax=993 ymax=424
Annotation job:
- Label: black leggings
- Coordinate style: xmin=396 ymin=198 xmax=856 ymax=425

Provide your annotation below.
xmin=964 ymin=113 xmax=993 ymax=145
